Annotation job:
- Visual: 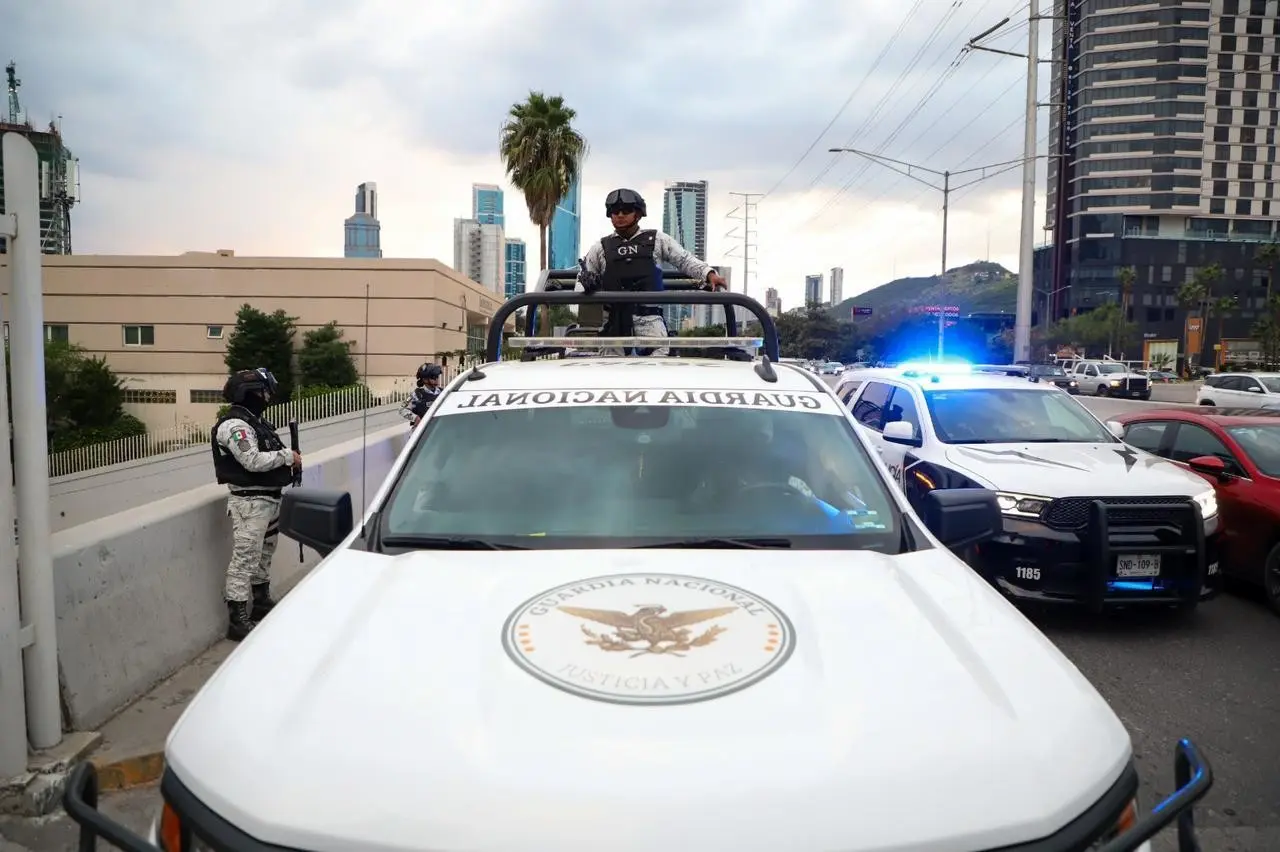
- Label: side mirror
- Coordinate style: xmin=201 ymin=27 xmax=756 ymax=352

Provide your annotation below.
xmin=920 ymin=488 xmax=1002 ymax=550
xmin=1246 ymin=386 xmax=1263 ymax=393
xmin=1187 ymin=455 xmax=1230 ymax=482
xmin=280 ymin=488 xmax=355 ymax=557
xmin=1105 ymin=420 xmax=1125 ymax=439
xmin=883 ymin=420 xmax=922 ymax=447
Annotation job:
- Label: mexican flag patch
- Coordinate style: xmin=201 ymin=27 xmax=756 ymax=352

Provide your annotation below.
xmin=230 ymin=427 xmax=250 ymax=443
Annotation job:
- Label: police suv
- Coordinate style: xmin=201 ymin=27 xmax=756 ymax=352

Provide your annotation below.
xmin=834 ymin=363 xmax=1222 ymax=610
xmin=63 ymin=281 xmax=1212 ymax=852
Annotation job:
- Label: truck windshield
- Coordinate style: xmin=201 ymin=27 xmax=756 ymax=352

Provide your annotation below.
xmin=380 ymin=398 xmax=901 ymax=549
xmin=925 ymin=387 xmax=1116 ymax=444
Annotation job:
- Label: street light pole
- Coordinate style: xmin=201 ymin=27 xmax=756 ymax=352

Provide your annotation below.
xmin=1014 ymin=0 xmax=1040 ymax=364
xmin=940 ymin=170 xmax=950 ymax=358
xmin=829 ymin=146 xmax=1040 ymax=359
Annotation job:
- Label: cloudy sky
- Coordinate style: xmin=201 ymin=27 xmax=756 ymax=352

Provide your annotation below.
xmin=11 ymin=0 xmax=1054 ymax=311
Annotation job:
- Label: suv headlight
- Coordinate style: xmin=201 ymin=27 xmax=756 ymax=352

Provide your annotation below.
xmin=1193 ymin=489 xmax=1217 ymax=519
xmin=996 ymin=492 xmax=1050 ymax=518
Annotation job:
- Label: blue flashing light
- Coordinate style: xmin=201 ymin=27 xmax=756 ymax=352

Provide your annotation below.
xmin=899 ymin=359 xmax=972 ymax=377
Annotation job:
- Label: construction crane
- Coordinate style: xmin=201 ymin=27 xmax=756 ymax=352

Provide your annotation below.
xmin=2 ymin=61 xmax=79 ymax=254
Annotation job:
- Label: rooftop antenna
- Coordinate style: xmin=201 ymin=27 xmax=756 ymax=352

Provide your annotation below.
xmin=5 ymin=61 xmax=21 ymax=124
xmin=359 ymin=283 xmax=371 ymax=538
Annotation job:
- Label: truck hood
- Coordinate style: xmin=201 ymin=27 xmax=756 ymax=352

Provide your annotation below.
xmin=168 ymin=549 xmax=1131 ymax=852
xmin=944 ymin=441 xmax=1214 ymax=497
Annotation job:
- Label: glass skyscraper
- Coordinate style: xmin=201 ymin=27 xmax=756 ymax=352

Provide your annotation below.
xmin=505 ymin=238 xmax=527 ymax=299
xmin=661 ymin=180 xmax=709 ymax=329
xmin=343 ymin=182 xmax=382 ymax=258
xmin=805 ymin=274 xmax=823 ymax=306
xmin=548 ymin=175 xmax=582 ymax=270
xmin=472 ymin=183 xmax=504 ymax=226
xmin=662 ymin=180 xmax=708 ymax=261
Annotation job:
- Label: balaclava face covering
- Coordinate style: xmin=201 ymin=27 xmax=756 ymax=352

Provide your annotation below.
xmin=240 ymin=391 xmax=268 ymax=417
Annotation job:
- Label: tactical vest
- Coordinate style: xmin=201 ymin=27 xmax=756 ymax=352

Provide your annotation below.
xmin=600 ymin=230 xmax=660 ymax=292
xmin=211 ymin=405 xmax=293 ymax=490
xmin=408 ymin=386 xmax=441 ymax=418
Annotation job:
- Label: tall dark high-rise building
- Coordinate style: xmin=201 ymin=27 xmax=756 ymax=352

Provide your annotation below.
xmin=1038 ymin=0 xmax=1280 ymax=368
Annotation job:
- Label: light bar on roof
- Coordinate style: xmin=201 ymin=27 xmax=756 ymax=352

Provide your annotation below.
xmin=506 ymin=336 xmax=764 ymax=349
xmin=899 ymin=360 xmax=972 ymax=376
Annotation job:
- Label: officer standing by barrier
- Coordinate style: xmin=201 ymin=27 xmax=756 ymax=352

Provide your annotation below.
xmin=577 ymin=188 xmax=726 ymax=356
xmin=400 ymin=362 xmax=444 ymax=428
xmin=211 ymin=367 xmax=301 ymax=640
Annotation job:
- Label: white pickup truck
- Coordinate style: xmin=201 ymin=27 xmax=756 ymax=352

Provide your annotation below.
xmin=1069 ymin=360 xmax=1151 ymax=400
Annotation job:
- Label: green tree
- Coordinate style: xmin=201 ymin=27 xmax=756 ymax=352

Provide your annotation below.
xmin=1251 ymin=293 xmax=1280 ymax=367
xmin=499 ymin=92 xmax=587 ymax=272
xmin=224 ymin=304 xmax=298 ymax=401
xmin=297 ymin=321 xmax=359 ymax=388
xmin=7 ymin=340 xmax=145 ymax=451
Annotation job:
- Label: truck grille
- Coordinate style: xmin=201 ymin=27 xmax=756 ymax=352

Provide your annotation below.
xmin=1126 ymin=378 xmax=1149 ymax=392
xmin=1042 ymin=496 xmax=1191 ymax=530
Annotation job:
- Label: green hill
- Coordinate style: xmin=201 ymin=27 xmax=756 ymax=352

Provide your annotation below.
xmin=828 ymin=261 xmax=1016 ymax=320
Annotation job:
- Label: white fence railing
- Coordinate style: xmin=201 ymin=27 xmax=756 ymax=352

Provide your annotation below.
xmin=49 ymin=380 xmax=417 ymax=478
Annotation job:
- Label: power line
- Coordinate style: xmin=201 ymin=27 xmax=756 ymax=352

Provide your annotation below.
xmin=759 ymin=0 xmax=927 ymax=201
xmin=789 ymin=0 xmax=1032 ymax=227
xmin=791 ymin=0 xmax=975 ymax=201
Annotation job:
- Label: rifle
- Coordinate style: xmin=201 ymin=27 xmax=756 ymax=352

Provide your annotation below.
xmin=288 ymin=418 xmax=302 ymax=560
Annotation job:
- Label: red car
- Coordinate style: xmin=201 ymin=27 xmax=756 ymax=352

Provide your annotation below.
xmin=1110 ymin=406 xmax=1280 ymax=613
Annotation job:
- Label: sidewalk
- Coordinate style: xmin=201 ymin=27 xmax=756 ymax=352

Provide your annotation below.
xmin=0 ymin=641 xmax=234 ymax=849
xmin=90 ymin=640 xmax=235 ymax=792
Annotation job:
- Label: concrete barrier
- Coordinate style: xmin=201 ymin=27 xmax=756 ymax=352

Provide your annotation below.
xmin=49 ymin=422 xmax=411 ymax=731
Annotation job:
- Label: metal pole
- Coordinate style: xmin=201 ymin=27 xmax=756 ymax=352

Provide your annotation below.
xmin=0 ymin=144 xmax=26 ymax=779
xmin=1014 ymin=0 xmax=1040 ymax=363
xmin=939 ymin=171 xmax=950 ymax=359
xmin=3 ymin=132 xmax=61 ymax=750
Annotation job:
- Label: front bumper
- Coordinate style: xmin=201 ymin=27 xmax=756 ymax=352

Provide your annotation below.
xmin=973 ymin=499 xmax=1222 ymax=609
xmin=60 ymin=742 xmax=1216 ymax=852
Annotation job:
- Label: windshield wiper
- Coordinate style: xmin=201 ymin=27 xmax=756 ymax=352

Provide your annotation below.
xmin=634 ymin=537 xmax=793 ymax=549
xmin=380 ymin=535 xmax=527 ymax=550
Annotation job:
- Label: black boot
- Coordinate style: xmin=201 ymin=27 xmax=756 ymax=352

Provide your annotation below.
xmin=226 ymin=599 xmax=256 ymax=642
xmin=251 ymin=583 xmax=276 ymax=621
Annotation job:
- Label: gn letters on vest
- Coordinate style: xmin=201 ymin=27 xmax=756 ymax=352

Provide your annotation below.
xmin=601 ymin=230 xmax=659 ymax=291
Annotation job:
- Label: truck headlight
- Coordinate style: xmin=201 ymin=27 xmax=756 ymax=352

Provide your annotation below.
xmin=1193 ymin=489 xmax=1217 ymax=519
xmin=1109 ymin=379 xmax=1122 ymax=387
xmin=996 ymin=492 xmax=1050 ymax=518
xmin=1091 ymin=798 xmax=1138 ymax=848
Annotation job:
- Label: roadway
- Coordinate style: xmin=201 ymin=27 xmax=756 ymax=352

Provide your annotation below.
xmin=4 ymin=378 xmax=1275 ymax=851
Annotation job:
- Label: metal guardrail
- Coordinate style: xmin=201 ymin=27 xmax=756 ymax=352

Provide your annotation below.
xmin=487 ymin=269 xmax=780 ymax=363
xmin=48 ymin=379 xmax=418 ymax=477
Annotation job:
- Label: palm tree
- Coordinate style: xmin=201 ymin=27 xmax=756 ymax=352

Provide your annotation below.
xmin=1212 ymin=294 xmax=1236 ymax=369
xmin=1257 ymin=241 xmax=1280 ymax=302
xmin=498 ymin=92 xmax=587 ymax=271
xmin=1176 ymin=264 xmax=1224 ymax=370
xmin=1114 ymin=266 xmax=1135 ymax=358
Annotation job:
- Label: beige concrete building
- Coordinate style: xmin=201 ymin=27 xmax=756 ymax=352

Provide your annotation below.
xmin=0 ymin=251 xmax=513 ymax=430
